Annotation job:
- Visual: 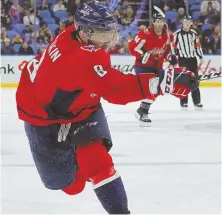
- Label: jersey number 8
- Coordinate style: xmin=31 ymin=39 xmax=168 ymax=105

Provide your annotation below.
xmin=94 ymin=65 xmax=107 ymax=77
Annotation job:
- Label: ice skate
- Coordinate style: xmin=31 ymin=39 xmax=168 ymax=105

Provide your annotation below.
xmin=181 ymin=103 xmax=188 ymax=111
xmin=135 ymin=107 xmax=152 ymax=127
xmin=194 ymin=103 xmax=203 ymax=111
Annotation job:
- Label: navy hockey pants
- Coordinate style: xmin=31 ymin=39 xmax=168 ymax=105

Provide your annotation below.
xmin=24 ymin=109 xmax=112 ymax=190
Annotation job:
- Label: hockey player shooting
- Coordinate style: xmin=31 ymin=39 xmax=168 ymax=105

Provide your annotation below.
xmin=129 ymin=13 xmax=178 ymax=126
xmin=16 ymin=1 xmax=198 ymax=214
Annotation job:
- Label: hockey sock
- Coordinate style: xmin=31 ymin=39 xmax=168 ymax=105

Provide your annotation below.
xmin=76 ymin=140 xmax=130 ymax=214
xmin=140 ymin=100 xmax=152 ymax=114
xmin=62 ymin=170 xmax=86 ymax=195
xmin=93 ymin=172 xmax=130 ymax=214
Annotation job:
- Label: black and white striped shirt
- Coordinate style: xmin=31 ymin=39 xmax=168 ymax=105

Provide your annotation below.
xmin=174 ymin=28 xmax=203 ymax=59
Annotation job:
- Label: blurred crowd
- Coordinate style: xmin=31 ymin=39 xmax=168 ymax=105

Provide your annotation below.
xmin=1 ymin=0 xmax=221 ymax=55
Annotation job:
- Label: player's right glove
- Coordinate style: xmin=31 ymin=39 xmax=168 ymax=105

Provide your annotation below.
xmin=157 ymin=67 xmax=199 ymax=98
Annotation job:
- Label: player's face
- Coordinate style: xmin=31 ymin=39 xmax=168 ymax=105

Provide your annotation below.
xmin=89 ymin=28 xmax=120 ymax=51
xmin=153 ymin=19 xmax=165 ymax=32
xmin=182 ymin=19 xmax=193 ymax=30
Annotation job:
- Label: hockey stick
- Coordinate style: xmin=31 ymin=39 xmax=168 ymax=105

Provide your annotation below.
xmin=197 ymin=70 xmax=222 ymax=81
xmin=172 ymin=67 xmax=222 ymax=81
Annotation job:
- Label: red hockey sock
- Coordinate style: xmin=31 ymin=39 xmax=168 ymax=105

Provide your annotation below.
xmin=63 ymin=140 xmax=114 ymax=195
xmin=76 ymin=140 xmax=130 ymax=214
xmin=75 ymin=140 xmax=116 ymax=184
xmin=62 ymin=170 xmax=86 ymax=195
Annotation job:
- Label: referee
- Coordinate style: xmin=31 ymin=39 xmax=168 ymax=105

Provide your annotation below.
xmin=174 ymin=15 xmax=203 ymax=110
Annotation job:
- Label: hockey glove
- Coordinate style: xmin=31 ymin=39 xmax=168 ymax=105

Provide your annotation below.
xmin=157 ymin=67 xmax=199 ymax=98
xmin=168 ymin=54 xmax=178 ymax=66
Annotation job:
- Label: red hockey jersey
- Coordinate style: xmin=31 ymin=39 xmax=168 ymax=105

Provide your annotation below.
xmin=16 ymin=25 xmax=161 ymax=126
xmin=129 ymin=27 xmax=174 ymax=69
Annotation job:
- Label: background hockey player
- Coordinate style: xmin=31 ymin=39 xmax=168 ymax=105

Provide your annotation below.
xmin=16 ymin=1 xmax=198 ymax=214
xmin=129 ymin=13 xmax=178 ymax=126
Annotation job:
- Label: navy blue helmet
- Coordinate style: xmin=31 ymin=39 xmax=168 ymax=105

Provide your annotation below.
xmin=74 ymin=1 xmax=119 ymax=48
xmin=74 ymin=1 xmax=118 ymax=33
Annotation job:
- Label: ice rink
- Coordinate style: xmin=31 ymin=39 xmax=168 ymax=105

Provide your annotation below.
xmin=1 ymin=88 xmax=221 ymax=214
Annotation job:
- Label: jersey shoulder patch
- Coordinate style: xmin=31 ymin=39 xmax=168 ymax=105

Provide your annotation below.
xmin=80 ymin=45 xmax=101 ymax=52
xmin=144 ymin=27 xmax=152 ymax=34
xmin=144 ymin=28 xmax=149 ymax=34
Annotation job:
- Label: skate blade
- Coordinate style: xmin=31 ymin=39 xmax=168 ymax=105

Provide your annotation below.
xmin=134 ymin=113 xmax=152 ymax=127
xmin=139 ymin=121 xmax=152 ymax=127
xmin=195 ymin=107 xmax=203 ymax=111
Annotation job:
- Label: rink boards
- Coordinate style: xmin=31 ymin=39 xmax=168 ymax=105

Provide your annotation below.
xmin=0 ymin=55 xmax=221 ymax=88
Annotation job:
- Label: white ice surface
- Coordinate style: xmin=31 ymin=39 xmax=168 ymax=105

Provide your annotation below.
xmin=1 ymin=88 xmax=221 ymax=214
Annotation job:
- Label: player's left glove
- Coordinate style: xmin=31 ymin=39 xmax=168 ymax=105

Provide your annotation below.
xmin=157 ymin=67 xmax=199 ymax=98
xmin=167 ymin=54 xmax=178 ymax=66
